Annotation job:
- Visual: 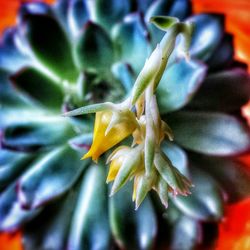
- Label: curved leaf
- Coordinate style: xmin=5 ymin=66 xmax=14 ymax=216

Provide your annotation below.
xmin=187 ymin=68 xmax=250 ymax=112
xmin=23 ymin=187 xmax=79 ymax=250
xmin=167 ymin=111 xmax=250 ymax=156
xmin=17 ymin=146 xmax=88 ymax=209
xmin=21 ymin=14 xmax=78 ymax=82
xmin=167 ymin=0 xmax=191 ymax=20
xmin=0 ymin=41 xmax=29 ymax=73
xmin=172 ymin=167 xmax=224 ymax=221
xmin=67 ymin=0 xmax=89 ymax=37
xmin=18 ymin=2 xmax=52 ymax=19
xmin=112 ymin=13 xmax=150 ymax=73
xmin=73 ymin=22 xmax=114 ymax=72
xmin=10 ymin=67 xmax=64 ymax=110
xmin=170 ymin=215 xmax=202 ymax=249
xmin=109 ymin=183 xmax=157 ymax=250
xmin=90 ymin=0 xmax=132 ymax=32
xmin=187 ymin=14 xmax=224 ymax=61
xmin=0 ymin=150 xmax=31 ymax=189
xmin=190 ymin=154 xmax=250 ymax=203
xmin=0 ymin=69 xmax=31 ymax=110
xmin=161 ymin=141 xmax=189 ymax=177
xmin=112 ymin=62 xmax=135 ymax=93
xmin=157 ymin=59 xmax=207 ymax=113
xmin=145 ymin=0 xmax=173 ymax=47
xmin=0 ymin=184 xmax=41 ymax=231
xmin=1 ymin=118 xmax=73 ymax=152
xmin=207 ymin=34 xmax=234 ymax=70
xmin=68 ymin=165 xmax=111 ymax=250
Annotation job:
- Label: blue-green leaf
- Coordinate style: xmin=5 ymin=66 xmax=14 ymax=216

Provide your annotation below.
xmin=145 ymin=0 xmax=173 ymax=46
xmin=23 ymin=186 xmax=79 ymax=250
xmin=161 ymin=141 xmax=189 ymax=177
xmin=0 ymin=150 xmax=31 ymax=189
xmin=170 ymin=215 xmax=202 ymax=249
xmin=167 ymin=111 xmax=250 ymax=156
xmin=207 ymin=34 xmax=234 ymax=70
xmin=67 ymin=0 xmax=89 ymax=37
xmin=187 ymin=68 xmax=250 ymax=112
xmin=0 ymin=69 xmax=31 ymax=110
xmin=0 ymin=184 xmax=41 ymax=231
xmin=73 ymin=22 xmax=114 ymax=72
xmin=112 ymin=62 xmax=135 ymax=93
xmin=0 ymin=31 xmax=29 ymax=72
xmin=112 ymin=13 xmax=150 ymax=74
xmin=17 ymin=146 xmax=88 ymax=209
xmin=18 ymin=2 xmax=51 ymax=18
xmin=109 ymin=183 xmax=157 ymax=250
xmin=90 ymin=0 xmax=132 ymax=32
xmin=11 ymin=67 xmax=64 ymax=110
xmin=167 ymin=0 xmax=191 ymax=20
xmin=137 ymin=0 xmax=155 ymax=13
xmin=190 ymin=154 xmax=250 ymax=203
xmin=172 ymin=167 xmax=224 ymax=221
xmin=68 ymin=165 xmax=111 ymax=250
xmin=1 ymin=118 xmax=73 ymax=152
xmin=157 ymin=59 xmax=207 ymax=113
xmin=187 ymin=14 xmax=224 ymax=61
xmin=21 ymin=14 xmax=78 ymax=82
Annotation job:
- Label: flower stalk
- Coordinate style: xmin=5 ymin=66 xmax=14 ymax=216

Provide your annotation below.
xmin=64 ymin=16 xmax=194 ymax=208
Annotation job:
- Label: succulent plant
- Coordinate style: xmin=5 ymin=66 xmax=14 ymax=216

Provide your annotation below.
xmin=0 ymin=0 xmax=250 ymax=250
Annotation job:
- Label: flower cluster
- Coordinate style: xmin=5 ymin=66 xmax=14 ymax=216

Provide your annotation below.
xmin=65 ymin=16 xmax=193 ymax=208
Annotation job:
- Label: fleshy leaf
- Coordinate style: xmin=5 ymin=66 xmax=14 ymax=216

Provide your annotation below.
xmin=137 ymin=0 xmax=155 ymax=13
xmin=161 ymin=141 xmax=189 ymax=177
xmin=167 ymin=111 xmax=250 ymax=156
xmin=0 ymin=150 xmax=31 ymax=189
xmin=73 ymin=22 xmax=114 ymax=72
xmin=18 ymin=2 xmax=51 ymax=18
xmin=145 ymin=0 xmax=174 ymax=46
xmin=170 ymin=215 xmax=202 ymax=249
xmin=23 ymin=187 xmax=79 ymax=250
xmin=190 ymin=154 xmax=250 ymax=203
xmin=67 ymin=0 xmax=89 ymax=37
xmin=167 ymin=0 xmax=191 ymax=20
xmin=0 ymin=184 xmax=41 ymax=231
xmin=112 ymin=62 xmax=135 ymax=93
xmin=90 ymin=0 xmax=131 ymax=32
xmin=172 ymin=167 xmax=224 ymax=221
xmin=68 ymin=165 xmax=111 ymax=250
xmin=0 ymin=69 xmax=31 ymax=112
xmin=109 ymin=183 xmax=157 ymax=250
xmin=11 ymin=67 xmax=64 ymax=110
xmin=21 ymin=14 xmax=78 ymax=82
xmin=206 ymin=34 xmax=234 ymax=70
xmin=187 ymin=14 xmax=224 ymax=61
xmin=17 ymin=146 xmax=88 ymax=209
xmin=112 ymin=13 xmax=150 ymax=74
xmin=157 ymin=59 xmax=207 ymax=113
xmin=1 ymin=118 xmax=73 ymax=152
xmin=0 ymin=29 xmax=29 ymax=72
xmin=187 ymin=68 xmax=250 ymax=112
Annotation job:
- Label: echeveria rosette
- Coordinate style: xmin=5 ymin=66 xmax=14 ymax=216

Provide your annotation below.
xmin=0 ymin=0 xmax=250 ymax=250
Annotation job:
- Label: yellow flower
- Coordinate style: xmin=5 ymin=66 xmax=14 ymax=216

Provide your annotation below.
xmin=106 ymin=145 xmax=143 ymax=196
xmin=83 ymin=110 xmax=137 ymax=162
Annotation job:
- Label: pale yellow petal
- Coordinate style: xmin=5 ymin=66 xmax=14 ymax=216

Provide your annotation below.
xmin=106 ymin=157 xmax=123 ymax=183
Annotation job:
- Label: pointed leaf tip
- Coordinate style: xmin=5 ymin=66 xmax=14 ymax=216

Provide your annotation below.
xmin=150 ymin=16 xmax=179 ymax=31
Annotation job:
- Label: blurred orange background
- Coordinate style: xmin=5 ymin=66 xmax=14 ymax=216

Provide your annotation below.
xmin=0 ymin=0 xmax=250 ymax=249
